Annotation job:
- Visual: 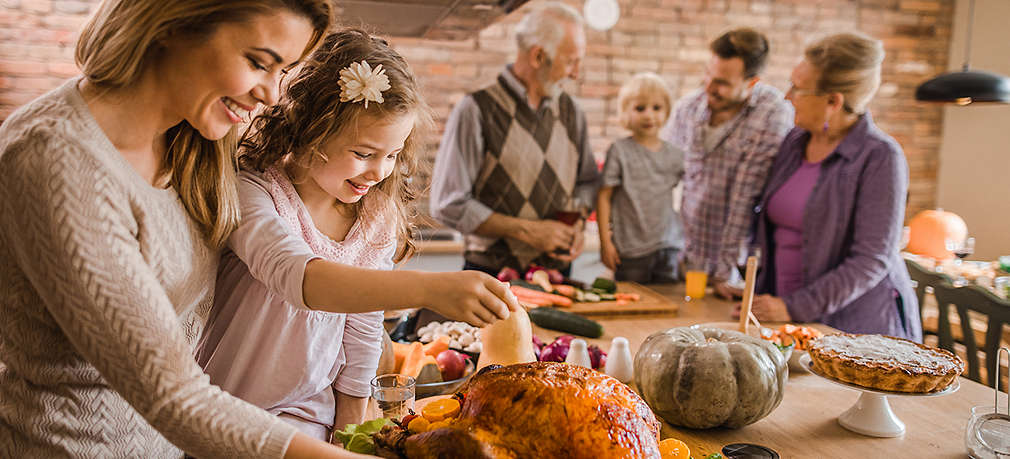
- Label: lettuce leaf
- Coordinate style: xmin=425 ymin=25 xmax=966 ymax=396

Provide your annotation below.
xmin=332 ymin=418 xmax=391 ymax=454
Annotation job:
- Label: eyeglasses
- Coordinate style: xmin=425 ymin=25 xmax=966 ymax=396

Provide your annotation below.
xmin=786 ymin=84 xmax=823 ymax=97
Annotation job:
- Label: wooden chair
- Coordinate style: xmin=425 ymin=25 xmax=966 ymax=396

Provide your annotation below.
xmin=905 ymin=258 xmax=953 ymax=338
xmin=931 ymin=278 xmax=1010 ymax=391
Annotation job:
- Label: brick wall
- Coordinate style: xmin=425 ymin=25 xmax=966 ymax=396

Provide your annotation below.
xmin=0 ymin=0 xmax=953 ymax=219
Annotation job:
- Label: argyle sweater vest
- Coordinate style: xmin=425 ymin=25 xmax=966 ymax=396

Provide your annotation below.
xmin=465 ymin=75 xmax=582 ymax=271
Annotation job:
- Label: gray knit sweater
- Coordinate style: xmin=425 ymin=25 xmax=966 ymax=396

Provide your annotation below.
xmin=0 ymin=79 xmax=297 ymax=458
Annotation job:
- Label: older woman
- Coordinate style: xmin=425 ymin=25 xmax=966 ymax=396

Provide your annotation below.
xmin=747 ymin=33 xmax=921 ymax=341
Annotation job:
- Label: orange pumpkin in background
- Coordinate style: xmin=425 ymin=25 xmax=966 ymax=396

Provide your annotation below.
xmin=906 ymin=209 xmax=967 ymax=260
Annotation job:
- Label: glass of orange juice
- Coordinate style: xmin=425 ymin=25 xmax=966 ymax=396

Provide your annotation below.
xmin=684 ymin=259 xmax=708 ymax=301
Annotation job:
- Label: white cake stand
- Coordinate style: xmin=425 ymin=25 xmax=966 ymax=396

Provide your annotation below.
xmin=799 ymin=353 xmax=960 ymax=437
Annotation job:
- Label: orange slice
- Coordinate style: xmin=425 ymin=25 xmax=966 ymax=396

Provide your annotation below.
xmin=421 ymin=398 xmax=461 ymax=422
xmin=658 ymin=438 xmax=691 ymax=459
xmin=407 ymin=416 xmax=430 ymax=434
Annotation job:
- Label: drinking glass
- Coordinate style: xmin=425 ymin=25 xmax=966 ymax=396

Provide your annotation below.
xmin=994 ymin=277 xmax=1010 ymax=300
xmin=958 ymin=237 xmax=976 ymax=260
xmin=552 ymin=197 xmax=582 ymax=254
xmin=946 ymin=236 xmax=975 ymax=263
xmin=684 ymin=259 xmax=709 ymax=301
xmin=371 ymin=374 xmax=415 ymax=420
xmin=965 ymin=405 xmax=1010 ymax=458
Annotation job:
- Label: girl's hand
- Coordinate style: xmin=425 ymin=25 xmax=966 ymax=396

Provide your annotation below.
xmin=600 ymin=240 xmax=620 ymax=272
xmin=422 ymin=271 xmax=518 ymax=327
xmin=733 ymin=294 xmax=791 ymax=322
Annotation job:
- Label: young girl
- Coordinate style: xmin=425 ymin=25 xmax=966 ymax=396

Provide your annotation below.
xmin=196 ymin=29 xmax=517 ymax=441
xmin=597 ymin=72 xmax=685 ymax=283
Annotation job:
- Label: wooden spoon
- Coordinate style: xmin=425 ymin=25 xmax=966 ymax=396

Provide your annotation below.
xmin=738 ymin=255 xmax=759 ymax=335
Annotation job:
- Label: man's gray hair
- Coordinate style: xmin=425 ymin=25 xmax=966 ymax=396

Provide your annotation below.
xmin=514 ymin=1 xmax=584 ymax=58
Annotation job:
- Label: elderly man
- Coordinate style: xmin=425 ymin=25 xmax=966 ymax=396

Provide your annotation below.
xmin=660 ymin=28 xmax=793 ymax=299
xmin=430 ymin=2 xmax=600 ymax=276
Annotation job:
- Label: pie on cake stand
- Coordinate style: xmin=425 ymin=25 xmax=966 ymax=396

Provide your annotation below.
xmin=799 ymin=333 xmax=964 ymax=438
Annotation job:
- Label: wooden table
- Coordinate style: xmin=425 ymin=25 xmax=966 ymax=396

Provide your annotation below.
xmin=529 ymin=283 xmax=1004 ymax=458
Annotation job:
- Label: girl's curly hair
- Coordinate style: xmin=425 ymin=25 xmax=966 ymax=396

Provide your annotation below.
xmin=239 ymin=28 xmax=433 ymax=262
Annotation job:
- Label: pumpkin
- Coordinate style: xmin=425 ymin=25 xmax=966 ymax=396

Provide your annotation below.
xmin=633 ymin=327 xmax=787 ymax=429
xmin=906 ymin=208 xmax=967 ymax=260
xmin=399 ymin=341 xmax=427 ymax=377
xmin=476 ymin=307 xmax=537 ymax=369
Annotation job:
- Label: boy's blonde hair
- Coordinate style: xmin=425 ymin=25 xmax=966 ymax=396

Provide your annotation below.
xmin=240 ymin=29 xmax=433 ymax=263
xmin=617 ymin=72 xmax=673 ymax=130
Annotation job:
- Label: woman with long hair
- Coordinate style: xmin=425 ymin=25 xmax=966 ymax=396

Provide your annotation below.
xmin=0 ymin=1 xmax=379 ymax=457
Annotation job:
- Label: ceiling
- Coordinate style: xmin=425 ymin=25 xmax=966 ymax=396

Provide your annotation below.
xmin=333 ymin=0 xmax=529 ymax=40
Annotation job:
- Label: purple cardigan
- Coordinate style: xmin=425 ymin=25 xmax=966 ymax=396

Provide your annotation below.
xmin=755 ymin=113 xmax=922 ymax=341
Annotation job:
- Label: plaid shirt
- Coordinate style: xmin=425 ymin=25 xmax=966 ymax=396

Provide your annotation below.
xmin=660 ymin=83 xmax=793 ymax=281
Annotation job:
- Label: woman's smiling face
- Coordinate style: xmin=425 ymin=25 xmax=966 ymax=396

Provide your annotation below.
xmin=159 ymin=10 xmax=314 ymax=140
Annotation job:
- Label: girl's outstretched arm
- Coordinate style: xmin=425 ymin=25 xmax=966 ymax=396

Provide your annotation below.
xmin=230 ymin=171 xmax=517 ymax=327
xmin=303 ymin=263 xmax=515 ymax=327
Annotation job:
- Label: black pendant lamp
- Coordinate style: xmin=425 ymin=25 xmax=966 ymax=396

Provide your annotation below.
xmin=915 ymin=0 xmax=1010 ymax=105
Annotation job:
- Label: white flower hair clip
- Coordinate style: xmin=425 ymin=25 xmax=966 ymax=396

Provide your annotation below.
xmin=338 ymin=60 xmax=391 ymax=108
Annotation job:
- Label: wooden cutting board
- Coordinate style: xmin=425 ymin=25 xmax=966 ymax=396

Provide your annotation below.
xmin=563 ymin=282 xmax=678 ymax=316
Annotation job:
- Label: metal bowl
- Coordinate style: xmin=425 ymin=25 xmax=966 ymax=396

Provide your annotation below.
xmin=415 ymin=360 xmax=475 ymax=399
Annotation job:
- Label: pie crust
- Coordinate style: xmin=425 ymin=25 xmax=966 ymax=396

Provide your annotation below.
xmin=808 ymin=333 xmax=964 ymax=393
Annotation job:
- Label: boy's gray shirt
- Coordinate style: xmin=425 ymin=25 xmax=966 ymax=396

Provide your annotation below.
xmin=601 ymin=137 xmax=685 ymax=258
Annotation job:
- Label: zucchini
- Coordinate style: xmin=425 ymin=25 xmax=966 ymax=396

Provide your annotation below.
xmin=527 ymin=307 xmax=604 ymax=338
xmin=591 ymin=277 xmax=617 ymax=294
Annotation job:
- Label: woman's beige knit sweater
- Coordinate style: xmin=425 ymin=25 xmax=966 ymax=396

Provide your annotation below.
xmin=0 ymin=79 xmax=298 ymax=458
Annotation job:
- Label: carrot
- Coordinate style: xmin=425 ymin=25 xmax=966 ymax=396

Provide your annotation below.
xmin=614 ymin=293 xmax=641 ymax=301
xmin=513 ymin=294 xmax=553 ymax=307
xmin=552 ymin=284 xmax=577 ymax=299
xmin=510 ymin=285 xmax=574 ymax=307
xmin=514 ymin=293 xmax=563 ymax=307
xmin=517 ymin=300 xmax=545 ymax=309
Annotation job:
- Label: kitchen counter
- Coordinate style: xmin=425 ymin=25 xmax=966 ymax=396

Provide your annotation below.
xmin=403 ymin=223 xmax=606 ymax=280
xmin=413 ymin=224 xmax=601 ymax=255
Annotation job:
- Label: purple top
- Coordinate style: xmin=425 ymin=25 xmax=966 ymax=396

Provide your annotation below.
xmin=766 ymin=160 xmax=820 ymax=297
xmin=755 ymin=113 xmax=921 ymax=341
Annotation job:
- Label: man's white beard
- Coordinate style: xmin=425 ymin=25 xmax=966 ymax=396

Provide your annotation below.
xmin=544 ymin=79 xmax=568 ymax=99
xmin=536 ymin=61 xmax=567 ymax=100
xmin=539 ymin=73 xmax=569 ymax=100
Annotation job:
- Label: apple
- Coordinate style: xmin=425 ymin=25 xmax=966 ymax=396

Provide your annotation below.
xmin=435 ymin=349 xmax=469 ymax=381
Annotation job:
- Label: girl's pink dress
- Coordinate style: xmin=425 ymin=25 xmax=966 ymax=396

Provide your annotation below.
xmin=196 ymin=167 xmax=396 ymax=440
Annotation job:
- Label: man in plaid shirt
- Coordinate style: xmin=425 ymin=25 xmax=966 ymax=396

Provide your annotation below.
xmin=660 ymin=28 xmax=793 ymax=299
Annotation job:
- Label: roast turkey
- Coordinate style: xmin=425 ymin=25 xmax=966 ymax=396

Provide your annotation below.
xmin=375 ymin=361 xmax=662 ymax=459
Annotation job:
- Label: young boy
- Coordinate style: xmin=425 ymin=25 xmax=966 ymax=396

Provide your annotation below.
xmin=597 ymin=72 xmax=685 ymax=283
